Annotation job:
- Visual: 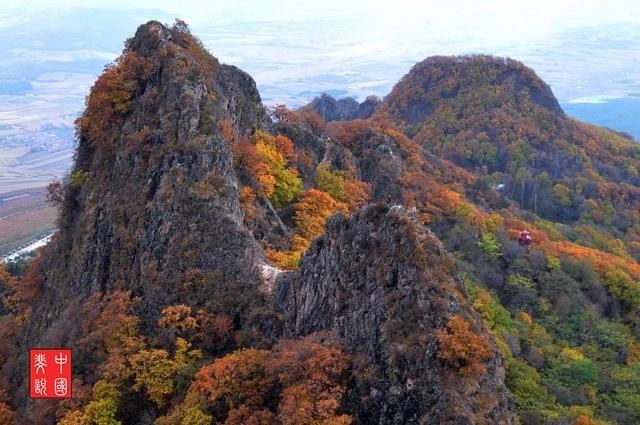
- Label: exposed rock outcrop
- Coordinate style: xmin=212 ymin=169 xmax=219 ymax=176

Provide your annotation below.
xmin=307 ymin=93 xmax=381 ymax=122
xmin=274 ymin=205 xmax=516 ymax=424
xmin=21 ymin=19 xmax=272 ymax=373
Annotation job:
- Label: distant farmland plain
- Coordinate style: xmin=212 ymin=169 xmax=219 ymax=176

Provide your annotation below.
xmin=0 ymin=188 xmax=57 ymax=257
xmin=0 ymin=129 xmax=73 ymax=257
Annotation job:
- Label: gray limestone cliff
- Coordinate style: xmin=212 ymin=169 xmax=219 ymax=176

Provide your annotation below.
xmin=275 ymin=205 xmax=516 ymax=424
xmin=20 ymin=19 xmax=273 ymax=371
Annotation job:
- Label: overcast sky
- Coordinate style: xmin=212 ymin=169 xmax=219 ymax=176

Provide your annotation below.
xmin=4 ymin=0 xmax=640 ymax=33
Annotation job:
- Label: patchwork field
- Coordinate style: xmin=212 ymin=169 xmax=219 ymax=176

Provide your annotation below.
xmin=0 ymin=128 xmax=75 ymax=195
xmin=0 ymin=187 xmax=57 ymax=257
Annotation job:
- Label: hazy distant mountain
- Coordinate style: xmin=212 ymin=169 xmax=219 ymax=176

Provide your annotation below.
xmin=564 ymin=96 xmax=640 ymax=140
xmin=0 ymin=8 xmax=171 ymax=134
xmin=0 ymin=8 xmax=172 ymax=194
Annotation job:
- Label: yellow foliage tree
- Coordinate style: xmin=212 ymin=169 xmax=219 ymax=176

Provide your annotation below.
xmin=58 ymin=380 xmax=122 ymax=425
xmin=294 ymin=189 xmax=347 ymax=241
xmin=130 ymin=338 xmax=201 ymax=407
xmin=254 ymin=131 xmax=302 ymax=207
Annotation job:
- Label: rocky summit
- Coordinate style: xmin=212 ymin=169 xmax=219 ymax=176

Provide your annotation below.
xmin=275 ymin=205 xmax=515 ymax=424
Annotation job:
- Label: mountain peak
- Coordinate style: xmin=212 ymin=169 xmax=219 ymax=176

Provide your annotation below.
xmin=275 ymin=204 xmax=515 ymax=423
xmin=22 ymin=19 xmax=270 ymax=351
xmin=380 ymin=54 xmax=563 ymax=138
xmin=127 ymin=20 xmax=174 ymax=55
xmin=10 ymin=20 xmax=639 ymax=425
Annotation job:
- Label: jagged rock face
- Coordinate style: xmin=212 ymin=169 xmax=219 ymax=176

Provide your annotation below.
xmin=13 ymin=24 xmax=518 ymax=424
xmin=27 ymin=21 xmax=268 ymax=340
xmin=273 ymin=119 xmax=408 ymax=202
xmin=272 ymin=121 xmax=360 ymax=181
xmin=308 ymin=93 xmax=381 ymax=122
xmin=216 ymin=62 xmax=270 ymax=133
xmin=274 ymin=205 xmax=515 ymax=424
xmin=356 ymin=131 xmax=406 ymax=201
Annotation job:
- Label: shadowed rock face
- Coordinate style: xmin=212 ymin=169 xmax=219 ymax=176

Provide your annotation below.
xmin=20 ymin=20 xmax=270 ymax=372
xmin=307 ymin=93 xmax=381 ymax=122
xmin=274 ymin=205 xmax=515 ymax=424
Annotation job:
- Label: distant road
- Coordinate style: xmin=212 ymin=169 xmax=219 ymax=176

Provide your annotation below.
xmin=0 ymin=187 xmax=57 ymax=256
xmin=1 ymin=193 xmax=31 ymax=202
xmin=1 ymin=232 xmax=54 ymax=263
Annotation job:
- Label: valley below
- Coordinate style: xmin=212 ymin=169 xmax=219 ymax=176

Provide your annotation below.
xmin=0 ymin=187 xmax=57 ymax=257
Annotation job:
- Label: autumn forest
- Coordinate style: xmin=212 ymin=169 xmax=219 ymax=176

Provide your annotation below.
xmin=1 ymin=20 xmax=640 ymax=425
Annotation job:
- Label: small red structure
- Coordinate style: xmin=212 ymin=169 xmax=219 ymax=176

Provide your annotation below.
xmin=518 ymin=229 xmax=533 ymax=246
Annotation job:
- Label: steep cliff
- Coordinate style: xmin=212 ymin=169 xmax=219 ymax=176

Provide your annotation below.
xmin=17 ymin=21 xmax=274 ymax=399
xmin=275 ymin=205 xmax=515 ymax=424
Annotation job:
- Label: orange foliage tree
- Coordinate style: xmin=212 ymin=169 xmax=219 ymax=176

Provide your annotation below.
xmin=274 ymin=135 xmax=296 ymax=161
xmin=77 ymin=291 xmax=145 ymax=384
xmin=573 ymin=416 xmax=596 ymax=425
xmin=434 ymin=315 xmax=491 ymax=376
xmin=158 ymin=304 xmax=198 ymax=335
xmin=294 ymin=189 xmax=347 ymax=241
xmin=266 ymin=334 xmax=352 ymax=425
xmin=76 ymin=51 xmax=155 ymax=148
xmin=186 ymin=333 xmax=352 ymax=425
xmin=158 ymin=303 xmax=233 ymax=353
xmin=192 ymin=349 xmax=273 ymax=410
xmin=233 ymin=131 xmax=302 ymax=208
xmin=266 ymin=188 xmax=347 ymax=270
xmin=343 ymin=179 xmax=371 ymax=211
xmin=232 ymin=137 xmax=273 ymax=197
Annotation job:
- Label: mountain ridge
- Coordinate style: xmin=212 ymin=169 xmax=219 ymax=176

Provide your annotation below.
xmin=1 ymin=20 xmax=640 ymax=425
xmin=275 ymin=205 xmax=515 ymax=424
xmin=0 ymin=21 xmax=517 ymax=424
